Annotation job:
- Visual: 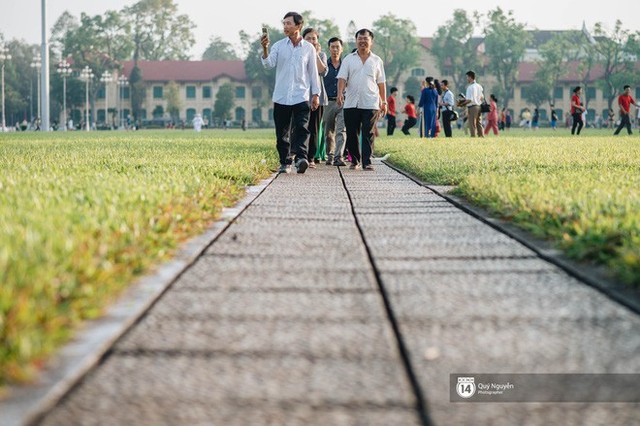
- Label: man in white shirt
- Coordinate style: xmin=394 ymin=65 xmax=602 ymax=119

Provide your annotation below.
xmin=261 ymin=12 xmax=320 ymax=174
xmin=460 ymin=70 xmax=484 ymax=137
xmin=336 ymin=28 xmax=387 ymax=171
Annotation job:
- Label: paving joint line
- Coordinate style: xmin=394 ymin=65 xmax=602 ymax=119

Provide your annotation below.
xmin=383 ymin=160 xmax=640 ymax=316
xmin=337 ymin=165 xmax=434 ymax=426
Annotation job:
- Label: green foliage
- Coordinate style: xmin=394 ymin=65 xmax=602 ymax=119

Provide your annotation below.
xmin=376 ymin=131 xmax=640 ymax=287
xmin=431 ymin=9 xmax=482 ymax=91
xmin=483 ymin=8 xmax=531 ymax=108
xmin=403 ymin=76 xmax=422 ymax=100
xmin=129 ymin=65 xmax=145 ymax=121
xmin=522 ymin=80 xmax=551 ymax=107
xmin=372 ymin=14 xmax=421 ymax=88
xmin=0 ymin=130 xmax=276 ymax=386
xmin=165 ymin=81 xmax=182 ymax=120
xmin=300 ymin=11 xmax=341 ymax=45
xmin=214 ymin=83 xmax=235 ymax=120
xmin=202 ymin=36 xmax=239 ymax=60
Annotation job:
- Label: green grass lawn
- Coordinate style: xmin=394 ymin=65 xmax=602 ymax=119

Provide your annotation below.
xmin=375 ymin=128 xmax=640 ymax=287
xmin=0 ymin=129 xmax=276 ymax=386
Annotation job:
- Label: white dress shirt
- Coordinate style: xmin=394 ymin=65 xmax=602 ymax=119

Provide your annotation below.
xmin=337 ymin=51 xmax=386 ymax=109
xmin=261 ymin=38 xmax=320 ymax=106
xmin=465 ymin=81 xmax=484 ymax=106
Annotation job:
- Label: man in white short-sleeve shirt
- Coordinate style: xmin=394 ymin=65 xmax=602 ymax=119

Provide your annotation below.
xmin=336 ymin=28 xmax=386 ymax=171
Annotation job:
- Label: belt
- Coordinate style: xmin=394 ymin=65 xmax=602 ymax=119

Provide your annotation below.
xmin=328 ymin=97 xmax=337 ymax=101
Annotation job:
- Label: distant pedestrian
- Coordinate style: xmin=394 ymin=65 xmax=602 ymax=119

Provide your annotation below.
xmin=401 ymin=95 xmax=417 ymax=135
xmin=302 ymin=27 xmax=328 ymax=167
xmin=570 ymin=86 xmax=585 ymax=135
xmin=418 ymin=76 xmax=438 ymax=138
xmin=192 ymin=113 xmax=204 ymax=132
xmin=483 ymin=94 xmax=499 ymax=136
xmin=550 ymin=107 xmax=558 ymax=130
xmin=337 ymin=28 xmax=386 ymax=171
xmin=459 ymin=70 xmax=484 ymax=137
xmin=439 ymin=79 xmax=455 ymax=137
xmin=261 ymin=11 xmax=320 ymax=174
xmin=386 ymin=87 xmax=398 ymax=135
xmin=613 ymin=85 xmax=639 ymax=135
xmin=532 ymin=107 xmax=539 ymax=130
xmin=322 ymin=37 xmax=347 ymax=166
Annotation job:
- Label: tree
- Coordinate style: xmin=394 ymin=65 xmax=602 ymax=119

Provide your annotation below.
xmin=431 ymin=9 xmax=482 ymax=92
xmin=202 ymin=36 xmax=239 ymax=60
xmin=300 ymin=10 xmax=341 ymax=46
xmin=123 ymin=0 xmax=196 ymax=61
xmin=591 ymin=21 xmax=636 ymax=109
xmin=214 ymin=83 xmax=235 ymax=122
xmin=371 ymin=14 xmax=420 ymax=88
xmin=403 ymin=76 xmax=422 ymax=100
xmin=483 ymin=8 xmax=531 ymax=108
xmin=522 ymin=80 xmax=550 ymax=108
xmin=535 ymin=32 xmax=575 ymax=100
xmin=165 ymin=81 xmax=181 ymax=121
xmin=129 ymin=65 xmax=144 ymax=120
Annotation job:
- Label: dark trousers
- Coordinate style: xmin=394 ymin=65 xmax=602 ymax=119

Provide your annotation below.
xmin=614 ymin=113 xmax=632 ymax=135
xmin=344 ymin=108 xmax=377 ymax=167
xmin=308 ymin=105 xmax=324 ymax=161
xmin=273 ymin=102 xmax=311 ymax=165
xmin=571 ymin=112 xmax=583 ymax=135
xmin=401 ymin=117 xmax=417 ymax=134
xmin=386 ymin=114 xmax=396 ymax=135
xmin=442 ymin=110 xmax=454 ymax=137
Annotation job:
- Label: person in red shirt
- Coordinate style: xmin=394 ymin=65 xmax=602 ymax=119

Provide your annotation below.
xmin=386 ymin=87 xmax=398 ymax=135
xmin=483 ymin=94 xmax=500 ymax=136
xmin=614 ymin=85 xmax=639 ymax=135
xmin=401 ymin=95 xmax=418 ymax=135
xmin=570 ymin=86 xmax=586 ymax=135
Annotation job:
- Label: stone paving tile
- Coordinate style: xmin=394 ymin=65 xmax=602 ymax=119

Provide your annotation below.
xmin=376 ymin=257 xmax=557 ymax=273
xmin=40 ymin=354 xmax=416 ymax=421
xmin=147 ymin=289 xmax=390 ymax=321
xmin=171 ymin=266 xmax=376 ymax=291
xmin=42 ymin=397 xmax=419 ymax=426
xmin=116 ymin=317 xmax=399 ymax=360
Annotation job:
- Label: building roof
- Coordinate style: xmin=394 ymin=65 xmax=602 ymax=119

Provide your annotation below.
xmin=121 ymin=60 xmax=247 ymax=82
xmin=518 ymin=61 xmax=606 ymax=83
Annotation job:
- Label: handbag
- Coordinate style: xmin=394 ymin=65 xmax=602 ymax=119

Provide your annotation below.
xmin=480 ymin=100 xmax=490 ymax=113
xmin=450 ymin=109 xmax=459 ymax=121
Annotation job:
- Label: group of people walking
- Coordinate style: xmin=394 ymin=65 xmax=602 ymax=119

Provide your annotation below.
xmin=261 ymin=11 xmax=385 ymax=173
xmin=260 ymin=11 xmax=638 ymax=176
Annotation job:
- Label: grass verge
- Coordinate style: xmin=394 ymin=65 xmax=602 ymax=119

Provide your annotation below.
xmin=0 ymin=129 xmax=276 ymax=386
xmin=375 ymin=130 xmax=640 ymax=287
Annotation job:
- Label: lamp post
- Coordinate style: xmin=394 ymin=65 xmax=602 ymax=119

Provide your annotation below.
xmin=100 ymin=71 xmax=113 ymax=129
xmin=30 ymin=53 xmax=42 ymax=128
xmin=57 ymin=59 xmax=72 ymax=131
xmin=80 ymin=66 xmax=94 ymax=131
xmin=117 ymin=74 xmax=128 ymax=130
xmin=0 ymin=45 xmax=11 ymax=132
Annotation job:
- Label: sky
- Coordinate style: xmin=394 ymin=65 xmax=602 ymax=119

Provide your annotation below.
xmin=1 ymin=0 xmax=639 ymax=58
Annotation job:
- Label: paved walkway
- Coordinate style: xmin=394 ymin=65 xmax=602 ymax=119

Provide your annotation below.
xmin=30 ymin=161 xmax=640 ymax=425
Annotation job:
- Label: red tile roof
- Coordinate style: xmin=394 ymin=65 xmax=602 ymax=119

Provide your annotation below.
xmin=518 ymin=61 xmax=606 ymax=83
xmin=121 ymin=60 xmax=247 ymax=82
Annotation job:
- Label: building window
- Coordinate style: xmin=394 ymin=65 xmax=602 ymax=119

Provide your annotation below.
xmin=186 ymin=108 xmax=196 ymax=122
xmin=520 ymin=86 xmax=531 ymax=99
xmin=97 ymin=87 xmax=105 ymax=99
xmin=203 ymin=108 xmax=212 ymax=123
xmin=153 ymin=86 xmax=163 ymax=99
xmin=553 ymin=87 xmax=563 ymax=99
xmin=636 ymin=88 xmax=640 ymax=99
xmin=203 ymin=86 xmax=211 ymax=98
xmin=137 ymin=109 xmax=145 ymax=119
xmin=152 ymin=105 xmax=164 ymax=118
xmin=251 ymin=86 xmax=262 ymax=99
xmin=235 ymin=86 xmax=246 ymax=99
xmin=235 ymin=107 xmax=245 ymax=121
xmin=411 ymin=68 xmax=425 ymax=77
xmin=252 ymin=107 xmax=262 ymax=124
xmin=120 ymin=87 xmax=130 ymax=99
xmin=586 ymin=87 xmax=596 ymax=99
xmin=186 ymin=86 xmax=196 ymax=99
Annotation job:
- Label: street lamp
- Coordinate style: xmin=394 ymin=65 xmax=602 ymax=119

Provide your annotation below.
xmin=100 ymin=71 xmax=113 ymax=129
xmin=117 ymin=74 xmax=128 ymax=130
xmin=30 ymin=53 xmax=41 ymax=127
xmin=57 ymin=59 xmax=72 ymax=131
xmin=80 ymin=65 xmax=94 ymax=131
xmin=0 ymin=45 xmax=11 ymax=132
